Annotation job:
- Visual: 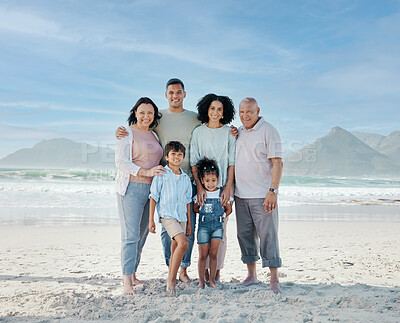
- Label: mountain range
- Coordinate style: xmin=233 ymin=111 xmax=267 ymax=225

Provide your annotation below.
xmin=0 ymin=127 xmax=399 ymax=176
xmin=352 ymin=131 xmax=400 ymax=161
xmin=0 ymin=138 xmax=115 ymax=170
xmin=284 ymin=127 xmax=400 ymax=176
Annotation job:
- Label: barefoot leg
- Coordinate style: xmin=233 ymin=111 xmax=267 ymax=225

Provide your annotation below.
xmin=131 ymin=273 xmax=148 ymax=286
xmin=215 ymin=269 xmax=220 ymax=282
xmin=179 ymin=267 xmax=191 ymax=282
xmin=208 ymin=239 xmax=221 ymax=288
xmin=123 ymin=274 xmax=135 ymax=295
xmin=168 ymin=233 xmax=188 ymax=293
xmin=269 ymin=267 xmax=280 ymax=293
xmin=204 ymin=269 xmax=210 ymax=282
xmin=242 ymin=262 xmax=259 ymax=286
xmin=197 ymin=244 xmax=209 ymax=288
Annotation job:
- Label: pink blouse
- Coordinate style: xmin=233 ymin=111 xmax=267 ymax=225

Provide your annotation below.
xmin=130 ymin=128 xmax=163 ymax=184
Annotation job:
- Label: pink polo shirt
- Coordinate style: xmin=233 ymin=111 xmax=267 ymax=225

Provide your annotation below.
xmin=234 ymin=117 xmax=282 ymax=199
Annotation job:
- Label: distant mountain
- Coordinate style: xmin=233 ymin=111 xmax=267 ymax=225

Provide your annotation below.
xmin=353 ymin=131 xmax=400 ymax=161
xmin=379 ymin=131 xmax=400 ymax=160
xmin=352 ymin=131 xmax=386 ymax=150
xmin=285 ymin=126 xmax=400 ymax=177
xmin=0 ymin=138 xmax=115 ymax=169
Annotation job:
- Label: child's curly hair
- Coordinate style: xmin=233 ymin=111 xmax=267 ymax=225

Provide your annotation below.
xmin=196 ymin=157 xmax=219 ymax=181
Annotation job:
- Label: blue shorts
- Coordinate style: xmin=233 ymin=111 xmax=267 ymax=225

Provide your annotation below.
xmin=197 ymin=219 xmax=223 ymax=245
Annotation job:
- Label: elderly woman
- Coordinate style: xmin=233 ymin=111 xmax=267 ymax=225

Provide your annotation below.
xmin=115 ymin=97 xmax=164 ymax=295
xmin=190 ymin=93 xmax=236 ymax=283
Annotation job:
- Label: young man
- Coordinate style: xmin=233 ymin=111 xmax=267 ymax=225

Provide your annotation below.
xmin=234 ymin=97 xmax=283 ymax=293
xmin=149 ymin=141 xmax=192 ymax=295
xmin=116 ymin=78 xmax=201 ymax=282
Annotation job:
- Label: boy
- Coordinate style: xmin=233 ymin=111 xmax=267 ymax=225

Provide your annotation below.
xmin=149 ymin=141 xmax=192 ymax=295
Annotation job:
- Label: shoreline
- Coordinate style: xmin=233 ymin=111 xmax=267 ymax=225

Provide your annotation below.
xmin=1 ymin=204 xmax=399 ymax=226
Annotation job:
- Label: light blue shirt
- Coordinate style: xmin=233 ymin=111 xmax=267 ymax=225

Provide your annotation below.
xmin=150 ymin=165 xmax=192 ymax=222
xmin=190 ymin=124 xmax=236 ymax=188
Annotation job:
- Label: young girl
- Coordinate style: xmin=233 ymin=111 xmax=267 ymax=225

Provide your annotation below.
xmin=194 ymin=158 xmax=232 ymax=288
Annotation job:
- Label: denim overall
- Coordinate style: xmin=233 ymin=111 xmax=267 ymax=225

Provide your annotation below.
xmin=197 ymin=190 xmax=225 ymax=244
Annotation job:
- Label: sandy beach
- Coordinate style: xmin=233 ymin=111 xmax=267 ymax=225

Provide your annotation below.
xmin=1 ymin=220 xmax=399 ymax=322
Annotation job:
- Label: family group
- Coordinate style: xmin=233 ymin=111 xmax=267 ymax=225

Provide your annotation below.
xmin=114 ymin=78 xmax=283 ymax=295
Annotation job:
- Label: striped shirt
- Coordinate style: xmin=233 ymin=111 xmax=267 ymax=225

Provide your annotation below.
xmin=150 ymin=165 xmax=192 ymax=222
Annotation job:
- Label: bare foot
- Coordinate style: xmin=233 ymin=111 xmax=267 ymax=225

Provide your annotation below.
xmin=215 ymin=269 xmax=220 ymax=282
xmin=242 ymin=275 xmax=259 ymax=286
xmin=197 ymin=282 xmax=205 ymax=289
xmin=204 ymin=269 xmax=209 ymax=282
xmin=166 ymin=283 xmax=177 ymax=296
xmin=123 ymin=275 xmax=135 ymax=295
xmin=132 ymin=276 xmax=148 ymax=286
xmin=209 ymin=280 xmax=218 ymax=288
xmin=270 ymin=280 xmax=281 ymax=294
xmin=179 ymin=269 xmax=191 ymax=282
xmin=123 ymin=285 xmax=135 ymax=295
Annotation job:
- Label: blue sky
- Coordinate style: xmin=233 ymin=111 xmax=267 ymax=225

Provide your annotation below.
xmin=0 ymin=0 xmax=399 ymax=158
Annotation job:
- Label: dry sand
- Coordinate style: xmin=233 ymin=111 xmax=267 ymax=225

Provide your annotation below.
xmin=1 ymin=220 xmax=399 ymax=322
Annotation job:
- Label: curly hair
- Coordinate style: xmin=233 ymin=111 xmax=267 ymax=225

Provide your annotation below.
xmin=196 ymin=93 xmax=235 ymax=125
xmin=196 ymin=157 xmax=219 ymax=181
xmin=127 ymin=97 xmax=162 ymax=129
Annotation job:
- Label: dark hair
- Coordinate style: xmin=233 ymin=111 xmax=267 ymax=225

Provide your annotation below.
xmin=165 ymin=141 xmax=186 ymax=158
xmin=166 ymin=78 xmax=185 ymax=90
xmin=196 ymin=158 xmax=219 ymax=181
xmin=196 ymin=93 xmax=235 ymax=125
xmin=127 ymin=97 xmax=162 ymax=129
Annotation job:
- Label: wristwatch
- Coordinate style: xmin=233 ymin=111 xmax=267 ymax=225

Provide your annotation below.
xmin=269 ymin=188 xmax=279 ymax=195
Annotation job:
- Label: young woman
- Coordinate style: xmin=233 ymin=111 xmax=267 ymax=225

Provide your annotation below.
xmin=115 ymin=97 xmax=164 ymax=295
xmin=190 ymin=93 xmax=236 ymax=283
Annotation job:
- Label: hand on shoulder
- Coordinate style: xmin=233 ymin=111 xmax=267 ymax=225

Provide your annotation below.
xmin=115 ymin=126 xmax=129 ymax=140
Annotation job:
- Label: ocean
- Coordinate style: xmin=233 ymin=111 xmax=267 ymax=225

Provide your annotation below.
xmin=0 ymin=168 xmax=399 ymax=225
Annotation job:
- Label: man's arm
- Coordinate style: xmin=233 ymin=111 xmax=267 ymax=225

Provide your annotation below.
xmin=115 ymin=126 xmax=129 ymax=140
xmin=229 ymin=125 xmax=239 ymax=138
xmin=263 ymin=157 xmax=283 ymax=213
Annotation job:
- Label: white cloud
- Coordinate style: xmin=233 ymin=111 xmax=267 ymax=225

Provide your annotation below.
xmin=0 ymin=6 xmax=60 ymax=36
xmin=0 ymin=5 xmax=299 ymax=75
xmin=313 ymin=65 xmax=400 ymax=97
xmin=0 ymin=101 xmax=125 ymax=115
xmin=0 ymin=123 xmax=57 ymax=140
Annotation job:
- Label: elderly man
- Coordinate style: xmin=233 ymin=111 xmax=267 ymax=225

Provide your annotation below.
xmin=234 ymin=97 xmax=283 ymax=293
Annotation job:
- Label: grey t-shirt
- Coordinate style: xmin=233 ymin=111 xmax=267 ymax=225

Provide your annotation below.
xmin=154 ymin=109 xmax=201 ymax=179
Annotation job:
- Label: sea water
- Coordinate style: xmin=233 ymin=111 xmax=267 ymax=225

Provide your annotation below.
xmin=0 ymin=169 xmax=399 ymax=225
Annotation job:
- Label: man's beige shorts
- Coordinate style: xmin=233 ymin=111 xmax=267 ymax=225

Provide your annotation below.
xmin=160 ymin=218 xmax=187 ymax=239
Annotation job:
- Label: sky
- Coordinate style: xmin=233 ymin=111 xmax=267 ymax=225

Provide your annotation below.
xmin=0 ymin=0 xmax=399 ymax=159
